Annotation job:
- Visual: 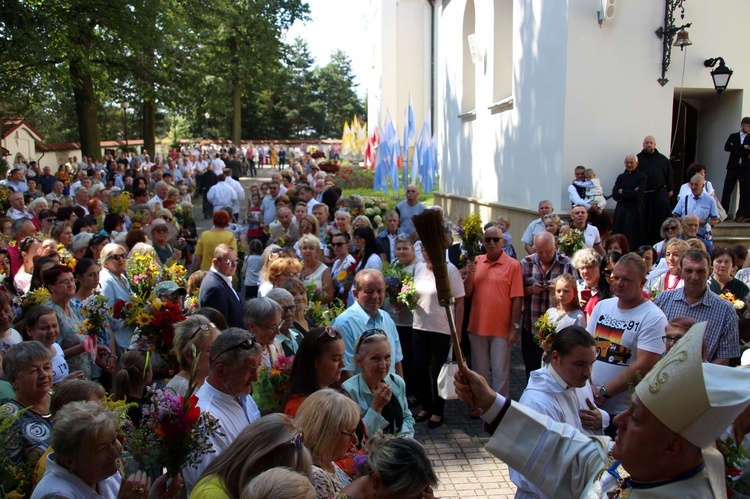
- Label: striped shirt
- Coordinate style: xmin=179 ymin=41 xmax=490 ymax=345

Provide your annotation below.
xmin=653 ymin=287 xmax=740 ymax=361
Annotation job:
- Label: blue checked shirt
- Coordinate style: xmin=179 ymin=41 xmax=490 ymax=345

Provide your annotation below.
xmin=520 ymin=252 xmax=574 ymax=332
xmin=653 ymin=287 xmax=740 ymax=361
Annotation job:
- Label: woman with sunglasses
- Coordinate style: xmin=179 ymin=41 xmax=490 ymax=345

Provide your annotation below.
xmin=167 ymin=316 xmax=221 ymax=397
xmin=330 ymin=232 xmax=356 ymax=301
xmin=191 ymin=413 xmax=312 ymax=499
xmin=342 ymin=329 xmax=414 ymax=437
xmin=653 ymin=217 xmax=682 ymax=261
xmin=43 ymin=264 xmax=100 ymax=380
xmin=98 ymin=243 xmax=136 ymax=357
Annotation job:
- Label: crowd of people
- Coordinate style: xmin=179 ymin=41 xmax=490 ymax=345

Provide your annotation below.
xmin=3 ymin=121 xmax=750 ymax=498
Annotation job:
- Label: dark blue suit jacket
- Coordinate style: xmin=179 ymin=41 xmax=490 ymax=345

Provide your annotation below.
xmin=198 ymin=270 xmax=245 ymax=329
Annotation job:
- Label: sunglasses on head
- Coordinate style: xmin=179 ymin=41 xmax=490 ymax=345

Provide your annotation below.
xmin=190 ymin=322 xmax=216 ymax=340
xmin=316 ymin=326 xmax=340 ymax=342
xmin=211 ymin=335 xmax=257 ymax=362
xmin=355 ymin=328 xmax=386 ymax=354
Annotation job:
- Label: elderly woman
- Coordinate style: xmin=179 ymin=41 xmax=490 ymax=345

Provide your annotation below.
xmin=295 ymin=389 xmax=360 ymax=497
xmin=283 ymin=326 xmax=346 ymax=417
xmin=0 ymin=341 xmax=53 ymax=466
xmin=192 ymin=413 xmax=312 ymax=499
xmin=299 ymin=234 xmax=334 ymax=304
xmin=261 ymin=256 xmax=302 ymax=296
xmin=611 ymin=154 xmax=648 ymax=249
xmin=654 ymin=217 xmax=682 ymax=259
xmin=340 ymin=435 xmax=437 ymax=499
xmin=43 ymin=264 xmax=102 ymax=379
xmin=571 ymin=247 xmax=602 ymax=312
xmin=167 ymin=315 xmax=221 ymax=396
xmin=244 ymin=297 xmax=284 ymax=368
xmin=342 ymin=330 xmax=414 ymax=437
xmin=266 ymin=288 xmax=303 ymax=356
xmin=282 ymin=278 xmax=314 ymax=334
xmin=645 ymin=239 xmax=689 ymax=297
xmin=144 ymin=218 xmax=179 ymax=265
xmin=32 ymin=401 xmax=180 ymax=499
xmin=333 ymin=210 xmax=352 ymax=237
xmin=710 ymin=247 xmax=750 ymax=316
xmin=98 ymin=243 xmax=136 ymax=355
xmin=294 ymin=215 xmax=321 ymax=258
xmin=192 ymin=210 xmax=237 ymax=272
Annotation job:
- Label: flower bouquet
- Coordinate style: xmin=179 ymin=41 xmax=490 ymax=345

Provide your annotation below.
xmin=0 ymin=408 xmax=37 ymax=498
xmin=556 ymin=228 xmax=585 ymax=258
xmin=397 ymin=273 xmax=417 ymax=310
xmin=108 ymin=191 xmax=132 ymax=216
xmin=18 ymin=287 xmax=50 ymax=315
xmin=252 ymin=355 xmax=294 ymax=412
xmin=121 ymin=295 xmax=185 ymax=370
xmin=335 ymin=261 xmax=357 ymax=290
xmin=457 ymin=214 xmax=483 ymax=268
xmin=124 ymin=347 xmax=221 ymax=477
xmin=127 ymin=252 xmax=160 ymax=298
xmin=79 ymin=292 xmax=112 ymax=361
xmin=56 ymin=243 xmax=77 ymax=269
xmin=720 ymin=291 xmax=746 ymax=311
xmin=306 ymin=281 xmax=323 ymax=304
xmin=161 ymin=260 xmax=188 ymax=287
xmin=532 ymin=311 xmax=556 ymax=347
xmin=306 ymin=299 xmax=347 ymax=327
xmin=382 ymin=262 xmax=404 ymax=304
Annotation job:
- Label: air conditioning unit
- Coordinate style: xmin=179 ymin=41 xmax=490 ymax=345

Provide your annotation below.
xmin=598 ymin=0 xmax=615 ymax=25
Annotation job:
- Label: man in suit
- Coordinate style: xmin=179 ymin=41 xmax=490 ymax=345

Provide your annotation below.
xmin=720 ymin=117 xmax=750 ymax=222
xmin=198 ymin=243 xmax=245 ymax=328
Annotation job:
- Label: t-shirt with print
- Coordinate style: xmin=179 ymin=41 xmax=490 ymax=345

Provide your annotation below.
xmin=51 ymin=343 xmax=69 ymax=385
xmin=586 ymin=297 xmax=666 ymax=415
xmin=0 ymin=329 xmax=22 ymax=356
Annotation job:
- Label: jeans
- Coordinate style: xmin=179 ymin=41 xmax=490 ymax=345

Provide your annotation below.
xmin=468 ymin=333 xmax=511 ymax=397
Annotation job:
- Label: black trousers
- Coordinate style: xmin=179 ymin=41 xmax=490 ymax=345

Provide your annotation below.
xmin=521 ymin=328 xmax=543 ymax=379
xmin=412 ymin=329 xmax=452 ymax=417
xmin=396 ymin=325 xmax=417 ymax=400
xmin=721 ymin=167 xmax=750 ymax=217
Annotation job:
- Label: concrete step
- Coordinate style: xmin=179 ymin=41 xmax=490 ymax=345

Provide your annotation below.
xmin=712 ymin=221 xmax=750 ymax=247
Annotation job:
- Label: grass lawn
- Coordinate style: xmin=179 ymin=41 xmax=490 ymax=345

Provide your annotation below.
xmin=343 ymin=187 xmax=434 ymax=210
xmin=334 ymin=166 xmax=437 ymax=210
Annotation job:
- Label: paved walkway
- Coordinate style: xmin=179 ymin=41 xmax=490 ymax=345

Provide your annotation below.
xmin=193 ymin=167 xmax=525 ymax=497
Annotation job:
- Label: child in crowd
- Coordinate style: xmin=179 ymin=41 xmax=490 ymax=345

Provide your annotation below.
xmin=497 ymin=215 xmax=515 ymax=257
xmin=244 ymin=239 xmax=264 ymax=300
xmin=546 ymin=274 xmax=586 ymax=332
xmin=573 ymin=168 xmax=607 ymax=209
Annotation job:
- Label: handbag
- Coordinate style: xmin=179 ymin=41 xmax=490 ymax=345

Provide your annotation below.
xmin=437 ymin=344 xmax=459 ymax=400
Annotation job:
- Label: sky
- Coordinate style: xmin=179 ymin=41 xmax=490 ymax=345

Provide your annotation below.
xmin=285 ymin=0 xmax=370 ymax=98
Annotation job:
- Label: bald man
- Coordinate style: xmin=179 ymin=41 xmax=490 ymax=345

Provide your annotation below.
xmin=519 ymin=231 xmax=574 ymax=378
xmin=637 ymin=136 xmax=674 ymax=245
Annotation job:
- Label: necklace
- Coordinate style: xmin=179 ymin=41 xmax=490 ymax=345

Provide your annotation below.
xmin=663 ymin=273 xmax=681 ymax=291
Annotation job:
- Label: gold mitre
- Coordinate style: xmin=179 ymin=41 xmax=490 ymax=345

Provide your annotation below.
xmin=635 ymin=322 xmax=750 ymax=448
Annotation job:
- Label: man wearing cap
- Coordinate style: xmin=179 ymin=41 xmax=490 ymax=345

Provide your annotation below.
xmin=198 ymin=244 xmax=245 ymax=329
xmin=455 ymin=321 xmax=750 ymax=497
xmin=154 ymin=280 xmax=187 ymax=307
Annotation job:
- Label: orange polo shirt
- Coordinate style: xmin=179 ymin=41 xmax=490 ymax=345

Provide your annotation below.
xmin=468 ymin=252 xmax=524 ymax=338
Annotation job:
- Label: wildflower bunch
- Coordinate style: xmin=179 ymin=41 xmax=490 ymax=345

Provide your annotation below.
xmin=532 ymin=311 xmax=557 ymax=347
xmin=252 ymin=355 xmax=295 ymax=412
xmin=457 ymin=214 xmax=483 ymax=266
xmin=556 ymin=228 xmax=585 ymax=258
xmin=127 ymin=251 xmax=160 ymax=298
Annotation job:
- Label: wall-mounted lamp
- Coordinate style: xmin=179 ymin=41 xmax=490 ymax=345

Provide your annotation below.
xmin=704 ymin=57 xmax=733 ymax=97
xmin=655 ymin=0 xmax=692 ymax=86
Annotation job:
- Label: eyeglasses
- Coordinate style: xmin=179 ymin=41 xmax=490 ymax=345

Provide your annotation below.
xmin=331 ymin=242 xmax=347 ymax=247
xmin=282 ymin=305 xmax=297 ymax=313
xmin=256 ymin=322 xmax=282 ymax=332
xmin=603 ymin=269 xmax=613 ymax=276
xmin=43 ymin=218 xmax=56 ymax=223
xmin=484 ymin=237 xmax=502 ymax=243
xmin=356 ymin=328 xmax=386 ymax=354
xmin=340 ymin=428 xmax=357 ymax=438
xmin=225 ymin=259 xmax=241 ymax=266
xmin=108 ymin=254 xmax=126 ymax=261
xmin=190 ymin=322 xmax=216 ymax=340
xmin=662 ymin=335 xmax=682 ymax=345
xmin=55 ymin=278 xmax=76 ymax=287
xmin=153 ymin=227 xmax=169 ymax=233
xmin=162 ymin=216 xmax=173 ymax=222
xmin=210 ymin=335 xmax=257 ymax=362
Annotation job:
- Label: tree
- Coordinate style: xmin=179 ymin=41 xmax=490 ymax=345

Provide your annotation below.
xmin=312 ymin=50 xmax=366 ymax=138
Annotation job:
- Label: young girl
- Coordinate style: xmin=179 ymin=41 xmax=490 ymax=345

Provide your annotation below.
xmin=546 ymin=274 xmax=587 ymax=332
xmin=244 ymin=239 xmax=264 ymax=300
xmin=497 ymin=216 xmax=515 ymax=259
xmin=114 ymin=349 xmax=153 ymax=428
xmin=246 ymin=193 xmax=264 ymax=241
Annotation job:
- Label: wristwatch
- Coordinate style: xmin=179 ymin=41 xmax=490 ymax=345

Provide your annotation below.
xmin=599 ymin=386 xmax=611 ymax=399
xmin=513 ymin=322 xmax=521 ymax=330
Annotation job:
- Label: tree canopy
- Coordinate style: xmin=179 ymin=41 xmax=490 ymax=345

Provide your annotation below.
xmin=0 ymin=1 xmax=365 ymax=158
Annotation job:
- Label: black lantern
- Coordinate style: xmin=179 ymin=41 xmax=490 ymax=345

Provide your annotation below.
xmin=704 ymin=57 xmax=733 ymax=97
